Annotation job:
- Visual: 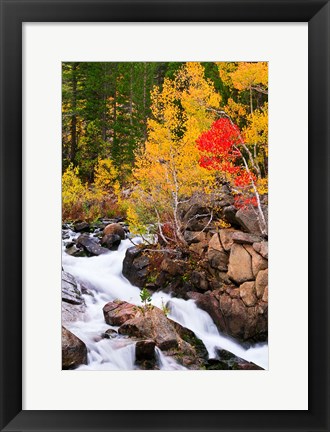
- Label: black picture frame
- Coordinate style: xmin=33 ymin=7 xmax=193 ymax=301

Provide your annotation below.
xmin=0 ymin=1 xmax=329 ymax=431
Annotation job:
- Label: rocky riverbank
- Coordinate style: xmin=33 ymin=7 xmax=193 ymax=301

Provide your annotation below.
xmin=62 ymin=188 xmax=268 ymax=369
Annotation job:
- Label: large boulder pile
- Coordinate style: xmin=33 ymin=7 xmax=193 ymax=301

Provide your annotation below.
xmin=122 ymin=191 xmax=268 ymax=343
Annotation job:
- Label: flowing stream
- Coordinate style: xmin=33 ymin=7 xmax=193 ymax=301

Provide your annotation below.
xmin=62 ymin=232 xmax=268 ymax=371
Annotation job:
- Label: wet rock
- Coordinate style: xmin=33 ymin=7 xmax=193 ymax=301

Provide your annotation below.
xmin=74 ymin=221 xmax=90 ymax=232
xmin=135 ymin=340 xmax=156 ymax=361
xmin=119 ymin=306 xmax=178 ymax=350
xmin=122 ymin=247 xmax=150 ymax=287
xmin=188 ymin=288 xmax=267 ymax=342
xmin=103 ymin=329 xmax=118 ymax=339
xmin=103 ymin=223 xmax=126 ymax=240
xmin=81 ymin=286 xmax=94 ymax=297
xmin=62 ymin=271 xmax=86 ymax=323
xmin=256 ymin=268 xmax=268 ymax=299
xmin=189 ymin=290 xmax=228 ymax=334
xmin=228 ymin=244 xmax=254 ymax=284
xmin=62 ymin=271 xmax=85 ymax=305
xmin=65 ymin=243 xmax=86 ymax=257
xmin=117 ymin=304 xmax=206 ymax=369
xmin=62 ymin=326 xmax=87 ymax=369
xmin=62 ymin=302 xmax=86 ymax=323
xmin=62 ymin=231 xmax=70 ymax=240
xmin=101 ymin=233 xmax=122 ymax=250
xmin=103 ymin=300 xmax=138 ymax=326
xmin=205 ymin=348 xmax=264 ymax=370
xmin=76 ymin=233 xmax=109 ymax=256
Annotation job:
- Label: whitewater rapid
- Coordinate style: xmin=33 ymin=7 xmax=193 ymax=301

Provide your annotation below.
xmin=62 ymin=233 xmax=268 ymax=371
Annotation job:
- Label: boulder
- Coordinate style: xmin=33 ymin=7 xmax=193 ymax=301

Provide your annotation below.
xmin=235 ymin=206 xmax=268 ymax=235
xmin=117 ymin=304 xmax=206 ymax=368
xmin=103 ymin=223 xmax=126 ymax=240
xmin=182 ymin=202 xmax=212 ymax=231
xmin=76 ymin=234 xmax=109 ymax=256
xmin=207 ymin=233 xmax=229 ymax=272
xmin=239 ymin=281 xmax=257 ymax=307
xmin=122 ymin=247 xmax=150 ymax=287
xmin=232 ymin=231 xmax=263 ymax=245
xmin=205 ymin=348 xmax=263 ymax=370
xmin=256 ymin=268 xmax=268 ymax=299
xmin=160 ymin=258 xmax=184 ymax=276
xmin=189 ymin=241 xmax=208 ymax=256
xmin=65 ymin=243 xmax=86 ymax=257
xmin=103 ymin=328 xmax=118 ymax=339
xmin=262 ymin=286 xmax=268 ymax=302
xmin=61 ymin=271 xmax=86 ymax=323
xmin=62 ymin=326 xmax=87 ymax=369
xmin=184 ymin=231 xmax=207 ymax=245
xmin=188 ymin=288 xmax=267 ymax=342
xmin=103 ymin=300 xmax=138 ymax=326
xmin=228 ymin=244 xmax=254 ymax=284
xmin=188 ymin=291 xmax=228 ymax=334
xmin=101 ymin=233 xmax=122 ymax=251
xmin=62 ymin=271 xmax=85 ymax=305
xmin=219 ymin=228 xmax=238 ymax=251
xmin=223 ymin=205 xmax=238 ymax=225
xmin=119 ymin=306 xmax=179 ymax=350
xmin=253 ymin=241 xmax=268 ymax=259
xmin=190 ymin=270 xmax=209 ymax=291
xmin=74 ymin=221 xmax=90 ymax=232
xmin=243 ymin=244 xmax=268 ymax=277
xmin=62 ymin=231 xmax=70 ymax=240
xmin=135 ymin=339 xmax=156 ymax=361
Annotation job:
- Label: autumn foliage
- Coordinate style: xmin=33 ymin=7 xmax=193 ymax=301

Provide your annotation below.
xmin=62 ymin=61 xmax=268 ymax=235
xmin=196 ymin=118 xmax=256 ymax=188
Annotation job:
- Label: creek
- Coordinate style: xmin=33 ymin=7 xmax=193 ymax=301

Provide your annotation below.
xmin=62 ymin=232 xmax=268 ymax=371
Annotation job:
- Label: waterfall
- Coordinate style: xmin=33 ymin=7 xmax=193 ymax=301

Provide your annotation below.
xmin=62 ymin=232 xmax=268 ymax=370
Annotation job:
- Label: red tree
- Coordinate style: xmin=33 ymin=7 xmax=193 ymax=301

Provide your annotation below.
xmin=196 ymin=117 xmax=267 ymax=234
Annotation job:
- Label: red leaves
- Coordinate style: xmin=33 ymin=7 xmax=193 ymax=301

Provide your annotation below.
xmin=197 ymin=118 xmax=241 ymax=166
xmin=234 ymin=195 xmax=257 ymax=209
xmin=196 ymin=118 xmax=254 ymax=188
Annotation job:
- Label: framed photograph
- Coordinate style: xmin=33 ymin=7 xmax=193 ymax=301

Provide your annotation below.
xmin=1 ymin=1 xmax=329 ymax=431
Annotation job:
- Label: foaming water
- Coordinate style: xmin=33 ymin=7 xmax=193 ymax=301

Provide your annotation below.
xmin=62 ymin=233 xmax=268 ymax=370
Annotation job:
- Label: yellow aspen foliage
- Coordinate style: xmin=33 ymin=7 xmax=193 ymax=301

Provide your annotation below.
xmin=127 ymin=62 xmax=220 ymax=238
xmin=243 ymin=103 xmax=268 ymax=156
xmin=217 ymin=62 xmax=238 ymax=88
xmin=62 ymin=164 xmax=89 ymax=219
xmin=93 ymin=158 xmax=119 ymax=198
xmin=229 ymin=62 xmax=268 ymax=93
xmin=224 ymin=98 xmax=248 ymax=124
xmin=256 ymin=178 xmax=268 ymax=196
